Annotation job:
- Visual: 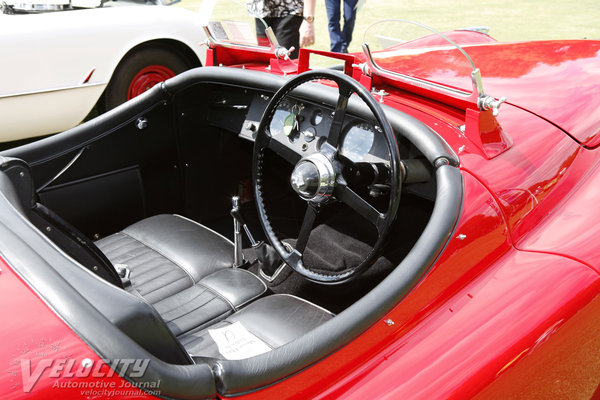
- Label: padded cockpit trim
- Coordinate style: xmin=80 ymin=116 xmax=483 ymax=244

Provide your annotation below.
xmin=0 ymin=165 xmax=217 ymax=398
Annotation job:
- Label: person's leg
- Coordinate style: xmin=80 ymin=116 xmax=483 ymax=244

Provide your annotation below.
xmin=325 ymin=0 xmax=344 ymax=52
xmin=272 ymin=15 xmax=303 ymax=58
xmin=341 ymin=0 xmax=359 ymax=52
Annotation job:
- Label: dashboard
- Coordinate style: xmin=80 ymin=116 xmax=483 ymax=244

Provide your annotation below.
xmin=239 ymin=94 xmax=391 ymax=166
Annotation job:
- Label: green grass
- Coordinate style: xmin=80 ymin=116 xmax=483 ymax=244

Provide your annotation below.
xmin=178 ymin=0 xmax=600 ymax=54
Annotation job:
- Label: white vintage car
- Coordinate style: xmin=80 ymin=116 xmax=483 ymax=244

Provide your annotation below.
xmin=0 ymin=2 xmax=207 ymax=143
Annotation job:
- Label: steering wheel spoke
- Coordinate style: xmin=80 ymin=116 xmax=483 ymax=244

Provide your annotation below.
xmin=295 ymin=204 xmax=319 ymax=253
xmin=334 ymin=183 xmax=386 ymax=234
xmin=326 ymin=84 xmax=354 ymax=148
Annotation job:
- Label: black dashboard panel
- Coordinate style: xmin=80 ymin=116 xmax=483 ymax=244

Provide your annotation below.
xmin=239 ymin=92 xmax=392 ymax=166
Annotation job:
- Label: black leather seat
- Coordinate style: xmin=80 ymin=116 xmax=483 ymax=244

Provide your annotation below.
xmin=96 ymin=214 xmax=240 ymax=303
xmin=179 ymin=294 xmax=334 ymax=359
xmin=95 ymin=214 xmax=268 ymax=335
xmin=153 ymin=268 xmax=267 ymax=336
xmin=0 ymin=156 xmax=334 ymax=361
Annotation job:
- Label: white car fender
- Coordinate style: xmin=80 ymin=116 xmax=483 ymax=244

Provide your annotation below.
xmin=0 ymin=6 xmax=207 ymax=142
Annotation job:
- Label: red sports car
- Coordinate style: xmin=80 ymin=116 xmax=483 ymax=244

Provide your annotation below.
xmin=1 ymin=16 xmax=600 ymax=400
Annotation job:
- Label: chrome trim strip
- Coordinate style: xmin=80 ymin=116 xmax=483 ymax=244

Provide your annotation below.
xmin=203 ymin=25 xmax=272 ymax=51
xmin=0 ymin=82 xmax=106 ymax=99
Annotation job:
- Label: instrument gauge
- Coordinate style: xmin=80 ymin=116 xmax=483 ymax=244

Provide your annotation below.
xmin=283 ymin=112 xmax=297 ymax=137
xmin=340 ymin=123 xmax=375 ymax=162
xmin=269 ymin=100 xmax=294 ymax=136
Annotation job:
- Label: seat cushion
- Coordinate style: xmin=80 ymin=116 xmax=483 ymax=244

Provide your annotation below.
xmin=179 ymin=294 xmax=334 ymax=359
xmin=96 ymin=214 xmax=235 ymax=303
xmin=153 ymin=269 xmax=267 ymax=336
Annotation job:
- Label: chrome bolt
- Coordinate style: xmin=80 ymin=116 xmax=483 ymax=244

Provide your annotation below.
xmin=135 ymin=117 xmax=148 ymax=130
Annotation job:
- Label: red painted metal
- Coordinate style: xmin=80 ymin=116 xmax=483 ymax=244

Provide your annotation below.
xmin=0 ymin=259 xmax=154 ymax=400
xmin=82 ymin=68 xmax=95 ymax=84
xmin=3 ymin=31 xmax=600 ymax=400
xmin=297 ymin=48 xmax=356 ymax=75
xmin=464 ymin=108 xmax=513 ymax=159
xmin=127 ymin=65 xmax=176 ymax=100
xmin=229 ymin=170 xmax=600 ymax=400
xmin=517 ymin=160 xmax=600 ymax=272
xmin=206 ymin=38 xmax=600 ymax=397
xmin=367 ymin=40 xmax=600 ymax=146
xmin=312 ymin=250 xmax=600 ymax=400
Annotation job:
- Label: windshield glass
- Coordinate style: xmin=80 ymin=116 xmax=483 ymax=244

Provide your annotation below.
xmin=362 ymin=19 xmax=484 ymax=97
xmin=202 ymin=0 xmax=272 ymax=49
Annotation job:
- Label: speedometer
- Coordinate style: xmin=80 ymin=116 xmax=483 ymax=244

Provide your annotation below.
xmin=340 ymin=123 xmax=375 ymax=162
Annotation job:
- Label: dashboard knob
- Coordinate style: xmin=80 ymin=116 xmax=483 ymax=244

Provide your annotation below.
xmin=245 ymin=121 xmax=257 ymax=132
xmin=303 ymin=127 xmax=316 ymax=142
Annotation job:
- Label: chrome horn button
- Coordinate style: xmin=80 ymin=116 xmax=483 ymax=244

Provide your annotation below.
xmin=290 ymin=153 xmax=336 ymax=203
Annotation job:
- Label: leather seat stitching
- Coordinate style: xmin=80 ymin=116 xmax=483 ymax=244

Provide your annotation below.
xmin=196 ymin=281 xmax=236 ymax=310
xmin=119 ymin=231 xmax=196 ymax=284
xmin=173 ymin=214 xmax=235 ymax=247
xmin=96 ymin=234 xmax=134 ymax=254
xmin=164 ymin=296 xmax=224 ymax=323
xmin=139 ymin=276 xmax=190 ymax=297
xmin=158 ymin=286 xmax=211 ymax=315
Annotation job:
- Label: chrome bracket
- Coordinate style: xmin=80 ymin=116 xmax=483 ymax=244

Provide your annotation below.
xmin=275 ymin=46 xmax=295 ymax=61
xmin=352 ymin=62 xmax=371 ymax=77
xmin=472 ymin=68 xmax=507 ymax=115
xmin=479 ymin=95 xmax=507 ymax=116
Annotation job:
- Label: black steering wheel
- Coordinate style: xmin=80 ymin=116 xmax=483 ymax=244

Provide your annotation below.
xmin=253 ymin=70 xmax=402 ymax=283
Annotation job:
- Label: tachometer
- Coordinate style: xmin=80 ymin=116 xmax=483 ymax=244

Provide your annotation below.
xmin=340 ymin=123 xmax=375 ymax=162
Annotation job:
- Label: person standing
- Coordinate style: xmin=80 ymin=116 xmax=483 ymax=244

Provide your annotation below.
xmin=325 ymin=0 xmax=360 ymax=53
xmin=248 ymin=0 xmax=316 ymax=59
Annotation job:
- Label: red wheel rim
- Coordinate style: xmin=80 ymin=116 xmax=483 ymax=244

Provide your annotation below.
xmin=127 ymin=65 xmax=176 ymax=100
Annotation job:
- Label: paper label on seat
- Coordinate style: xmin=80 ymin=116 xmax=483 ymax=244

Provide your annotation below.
xmin=208 ymin=321 xmax=271 ymax=360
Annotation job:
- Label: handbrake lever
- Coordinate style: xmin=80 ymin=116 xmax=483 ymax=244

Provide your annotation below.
xmin=231 ymin=196 xmax=248 ymax=267
xmin=230 ymin=196 xmax=283 ymax=277
xmin=231 ymin=196 xmax=258 ymax=247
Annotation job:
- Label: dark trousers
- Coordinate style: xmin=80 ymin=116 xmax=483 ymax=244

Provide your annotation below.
xmin=255 ymin=15 xmax=303 ymax=59
xmin=325 ymin=0 xmax=359 ymax=52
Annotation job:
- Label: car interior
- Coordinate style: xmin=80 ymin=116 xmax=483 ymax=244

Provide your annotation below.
xmin=0 ymin=67 xmax=462 ymax=397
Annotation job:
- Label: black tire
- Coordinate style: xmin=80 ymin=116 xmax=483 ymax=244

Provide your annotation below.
xmin=104 ymin=46 xmax=191 ymax=111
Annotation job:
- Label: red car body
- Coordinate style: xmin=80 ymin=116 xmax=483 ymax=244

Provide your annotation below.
xmin=2 ymin=28 xmax=600 ymax=399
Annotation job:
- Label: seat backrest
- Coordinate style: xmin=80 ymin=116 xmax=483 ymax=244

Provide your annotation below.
xmin=0 ymin=156 xmax=122 ymax=287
